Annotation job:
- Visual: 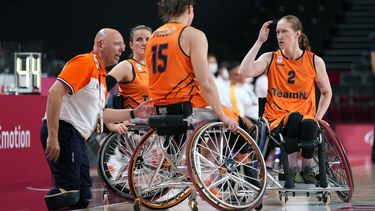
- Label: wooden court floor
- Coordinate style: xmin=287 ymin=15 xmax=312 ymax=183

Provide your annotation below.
xmin=1 ymin=156 xmax=373 ymax=211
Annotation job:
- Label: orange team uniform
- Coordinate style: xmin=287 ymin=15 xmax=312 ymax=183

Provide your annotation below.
xmin=56 ymin=51 xmax=107 ymax=139
xmin=145 ymin=23 xmax=237 ymax=120
xmin=117 ymin=59 xmax=149 ymax=109
xmin=264 ymin=50 xmax=317 ymax=130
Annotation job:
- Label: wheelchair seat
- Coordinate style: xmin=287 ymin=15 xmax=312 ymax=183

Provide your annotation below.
xmin=149 ymin=102 xmax=193 ymax=135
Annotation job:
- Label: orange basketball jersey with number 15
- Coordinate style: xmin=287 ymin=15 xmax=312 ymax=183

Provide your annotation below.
xmin=264 ymin=50 xmax=317 ymax=129
xmin=145 ymin=23 xmax=208 ymax=107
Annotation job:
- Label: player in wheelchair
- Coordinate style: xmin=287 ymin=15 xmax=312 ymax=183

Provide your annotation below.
xmin=239 ymin=15 xmax=353 ymax=204
xmin=125 ymin=1 xmax=267 ymax=210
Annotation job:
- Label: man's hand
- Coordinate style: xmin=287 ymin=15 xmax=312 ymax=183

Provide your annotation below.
xmin=45 ymin=136 xmax=60 ymax=162
xmin=108 ymin=121 xmax=135 ymax=134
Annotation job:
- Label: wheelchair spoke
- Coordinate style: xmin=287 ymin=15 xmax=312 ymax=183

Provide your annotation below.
xmin=197 ymin=142 xmax=223 ymax=165
xmin=195 ymin=151 xmax=220 ymax=169
xmin=203 ymin=127 xmax=221 ymax=155
xmin=234 ymin=151 xmax=256 ymax=166
xmin=230 ymin=173 xmax=260 ymax=191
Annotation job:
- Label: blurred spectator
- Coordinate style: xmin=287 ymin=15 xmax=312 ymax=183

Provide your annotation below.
xmin=254 ymin=73 xmax=268 ymax=98
xmin=370 ymin=32 xmax=375 ymax=75
xmin=220 ymin=61 xmax=258 ymax=128
xmin=208 ymin=53 xmax=218 ymax=75
xmin=215 ymin=61 xmax=230 ymax=89
xmin=370 ymin=31 xmax=375 ymax=163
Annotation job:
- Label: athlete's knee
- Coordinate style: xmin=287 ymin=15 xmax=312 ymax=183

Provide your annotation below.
xmin=282 ymin=112 xmax=302 ymax=154
xmin=284 ymin=137 xmax=299 ymax=154
xmin=284 ymin=112 xmax=303 ymax=138
xmin=300 ymin=118 xmax=319 ymax=141
xmin=300 ymin=118 xmax=319 ymax=159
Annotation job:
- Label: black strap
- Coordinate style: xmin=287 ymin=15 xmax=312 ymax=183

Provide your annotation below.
xmin=106 ymin=75 xmax=117 ymax=92
xmin=258 ymin=97 xmax=267 ymax=117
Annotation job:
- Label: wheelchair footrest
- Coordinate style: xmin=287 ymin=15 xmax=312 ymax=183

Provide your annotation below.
xmin=269 ymin=185 xmax=350 ymax=193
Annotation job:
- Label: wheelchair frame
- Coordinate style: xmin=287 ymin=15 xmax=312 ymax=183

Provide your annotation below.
xmin=97 ymin=125 xmax=150 ymax=202
xmin=127 ymin=118 xmax=267 ymax=211
xmin=97 ymin=98 xmax=353 ymax=209
xmin=251 ymin=109 xmax=354 ymax=205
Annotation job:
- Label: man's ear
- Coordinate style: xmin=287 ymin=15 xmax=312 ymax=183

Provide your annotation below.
xmin=97 ymin=40 xmax=104 ymax=50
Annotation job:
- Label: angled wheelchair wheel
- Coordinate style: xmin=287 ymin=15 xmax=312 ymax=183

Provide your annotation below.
xmin=128 ymin=129 xmax=191 ymax=209
xmin=187 ymin=122 xmax=267 ymax=211
xmin=97 ymin=125 xmax=149 ymax=201
xmin=318 ymin=120 xmax=354 ymax=202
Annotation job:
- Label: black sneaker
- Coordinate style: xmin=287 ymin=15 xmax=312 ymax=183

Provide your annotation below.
xmin=44 ymin=188 xmax=80 ymax=210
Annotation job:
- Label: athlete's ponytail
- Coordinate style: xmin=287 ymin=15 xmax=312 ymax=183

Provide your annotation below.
xmin=299 ymin=32 xmax=311 ymax=51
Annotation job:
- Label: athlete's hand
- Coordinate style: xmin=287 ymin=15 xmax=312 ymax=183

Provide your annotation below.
xmin=133 ymin=99 xmax=156 ymax=119
xmin=221 ymin=115 xmax=239 ymax=133
xmin=45 ymin=136 xmax=60 ymax=163
xmin=257 ymin=20 xmax=273 ymax=43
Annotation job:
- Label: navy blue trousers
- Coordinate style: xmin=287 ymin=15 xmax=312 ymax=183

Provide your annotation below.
xmin=41 ymin=120 xmax=92 ymax=200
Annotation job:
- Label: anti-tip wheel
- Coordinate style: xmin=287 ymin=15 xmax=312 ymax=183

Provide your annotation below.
xmin=323 ymin=192 xmax=331 ymax=205
xmin=279 ymin=192 xmax=288 ymax=206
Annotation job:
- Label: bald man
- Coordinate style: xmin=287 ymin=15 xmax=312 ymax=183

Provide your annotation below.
xmin=40 ymin=28 xmax=152 ymax=209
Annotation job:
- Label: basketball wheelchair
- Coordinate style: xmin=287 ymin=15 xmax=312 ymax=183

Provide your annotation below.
xmin=97 ymin=95 xmax=151 ymax=204
xmin=97 ymin=98 xmax=353 ymax=210
xmin=124 ymin=102 xmax=268 ymax=211
xmin=98 ymin=124 xmax=150 ymax=204
xmin=248 ymin=98 xmax=354 ymax=206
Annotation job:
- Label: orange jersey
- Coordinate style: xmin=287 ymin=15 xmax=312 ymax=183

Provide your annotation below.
xmin=145 ymin=23 xmax=207 ymax=107
xmin=118 ymin=59 xmax=149 ymax=108
xmin=264 ymin=50 xmax=317 ymax=129
xmin=54 ymin=51 xmax=107 ymax=139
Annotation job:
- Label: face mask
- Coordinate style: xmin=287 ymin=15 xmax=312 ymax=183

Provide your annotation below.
xmin=220 ymin=68 xmax=229 ymax=80
xmin=245 ymin=77 xmax=253 ymax=84
xmin=209 ymin=63 xmax=218 ymax=74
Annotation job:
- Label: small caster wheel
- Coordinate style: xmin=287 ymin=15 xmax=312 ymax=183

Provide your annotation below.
xmin=323 ymin=192 xmax=331 ymax=204
xmin=103 ymin=189 xmax=109 ymax=205
xmin=134 ymin=198 xmax=141 ymax=211
xmin=279 ymin=192 xmax=288 ymax=206
xmin=188 ymin=200 xmax=198 ymax=211
xmin=255 ymin=202 xmax=263 ymax=210
xmin=306 ymin=192 xmax=310 ymax=197
xmin=317 ymin=193 xmax=323 ymax=201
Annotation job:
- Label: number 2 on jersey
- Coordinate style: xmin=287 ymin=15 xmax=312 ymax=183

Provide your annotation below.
xmin=151 ymin=44 xmax=168 ymax=73
xmin=287 ymin=70 xmax=295 ymax=84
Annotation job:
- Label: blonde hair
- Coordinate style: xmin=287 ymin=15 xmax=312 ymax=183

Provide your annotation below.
xmin=280 ymin=15 xmax=311 ymax=51
xmin=129 ymin=25 xmax=152 ymax=42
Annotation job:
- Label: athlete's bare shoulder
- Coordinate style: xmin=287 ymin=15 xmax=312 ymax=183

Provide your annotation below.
xmin=152 ymin=26 xmax=177 ymax=38
xmin=183 ymin=26 xmax=205 ymax=38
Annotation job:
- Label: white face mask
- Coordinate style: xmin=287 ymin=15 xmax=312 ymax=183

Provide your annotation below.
xmin=220 ymin=68 xmax=229 ymax=80
xmin=209 ymin=63 xmax=218 ymax=74
xmin=245 ymin=77 xmax=253 ymax=84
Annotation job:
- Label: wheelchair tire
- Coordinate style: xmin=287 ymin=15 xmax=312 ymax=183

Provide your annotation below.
xmin=187 ymin=122 xmax=267 ymax=211
xmin=128 ymin=129 xmax=191 ymax=209
xmin=318 ymin=120 xmax=354 ymax=202
xmin=97 ymin=125 xmax=149 ymax=202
